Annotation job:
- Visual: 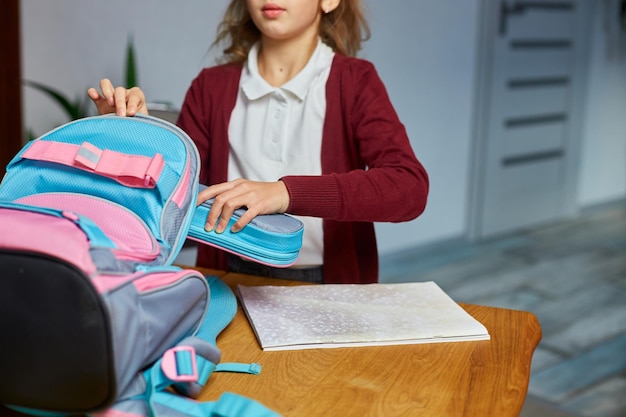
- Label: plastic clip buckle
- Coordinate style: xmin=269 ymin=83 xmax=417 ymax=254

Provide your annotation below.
xmin=161 ymin=346 xmax=199 ymax=383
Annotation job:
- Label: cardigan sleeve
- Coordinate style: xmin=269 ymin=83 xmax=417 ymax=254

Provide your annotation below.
xmin=281 ymin=57 xmax=429 ymax=223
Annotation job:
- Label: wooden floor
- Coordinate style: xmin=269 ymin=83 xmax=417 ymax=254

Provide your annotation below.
xmin=379 ymin=201 xmax=626 ymax=417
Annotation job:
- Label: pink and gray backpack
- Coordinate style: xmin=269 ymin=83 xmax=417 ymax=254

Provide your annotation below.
xmin=0 ymin=114 xmax=295 ymax=416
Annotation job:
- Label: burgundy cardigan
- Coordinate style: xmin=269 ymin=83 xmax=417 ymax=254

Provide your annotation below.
xmin=177 ymin=54 xmax=429 ymax=284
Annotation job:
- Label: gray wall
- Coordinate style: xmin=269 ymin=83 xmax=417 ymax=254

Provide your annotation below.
xmin=20 ymin=1 xmax=626 ymax=255
xmin=579 ymin=1 xmax=626 ymax=205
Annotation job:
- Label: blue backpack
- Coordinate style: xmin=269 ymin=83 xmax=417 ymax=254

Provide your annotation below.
xmin=0 ymin=114 xmax=300 ymax=416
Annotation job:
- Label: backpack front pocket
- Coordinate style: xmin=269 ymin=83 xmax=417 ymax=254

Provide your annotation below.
xmin=16 ymin=193 xmax=160 ymax=263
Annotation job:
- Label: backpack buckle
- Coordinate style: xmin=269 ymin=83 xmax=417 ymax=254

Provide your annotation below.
xmin=161 ymin=346 xmax=199 ymax=382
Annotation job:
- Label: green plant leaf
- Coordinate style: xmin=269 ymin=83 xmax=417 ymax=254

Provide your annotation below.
xmin=23 ymin=79 xmax=85 ymax=120
xmin=125 ymin=36 xmax=137 ymax=88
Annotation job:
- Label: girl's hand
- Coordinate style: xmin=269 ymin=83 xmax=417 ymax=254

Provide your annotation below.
xmin=198 ymin=179 xmax=290 ymax=233
xmin=87 ymin=78 xmax=148 ymax=116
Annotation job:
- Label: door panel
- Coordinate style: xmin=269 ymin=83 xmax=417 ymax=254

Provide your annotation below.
xmin=471 ymin=0 xmax=591 ymax=238
xmin=505 ymin=85 xmax=568 ymax=117
xmin=504 ymin=123 xmax=565 ymax=156
xmin=497 ymin=158 xmax=563 ymax=194
xmin=505 ymin=50 xmax=571 ymax=77
xmin=508 ymin=7 xmax=574 ymax=38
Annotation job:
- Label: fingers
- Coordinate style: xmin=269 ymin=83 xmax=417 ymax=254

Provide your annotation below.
xmin=201 ymin=181 xmax=242 ymax=233
xmin=87 ymin=84 xmax=114 ymax=115
xmin=86 ymin=78 xmax=118 ymax=115
xmin=112 ymin=87 xmax=126 ymax=116
xmin=199 ymin=179 xmax=290 ymax=234
xmin=126 ymin=87 xmax=148 ymax=115
xmin=99 ymin=78 xmax=116 ymax=107
xmin=231 ymin=209 xmax=258 ymax=233
xmin=87 ymin=79 xmax=147 ymax=116
xmin=86 ymin=87 xmax=100 ymax=101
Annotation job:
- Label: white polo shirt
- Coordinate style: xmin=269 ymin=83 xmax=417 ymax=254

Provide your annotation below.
xmin=228 ymin=39 xmax=335 ymax=266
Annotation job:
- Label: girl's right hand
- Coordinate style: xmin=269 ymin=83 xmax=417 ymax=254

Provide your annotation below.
xmin=87 ymin=78 xmax=148 ymax=117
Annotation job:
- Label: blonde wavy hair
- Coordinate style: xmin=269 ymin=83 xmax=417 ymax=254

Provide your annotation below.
xmin=213 ymin=0 xmax=371 ymax=63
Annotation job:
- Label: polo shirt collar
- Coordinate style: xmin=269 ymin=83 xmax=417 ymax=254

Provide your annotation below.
xmin=241 ymin=39 xmax=332 ymax=101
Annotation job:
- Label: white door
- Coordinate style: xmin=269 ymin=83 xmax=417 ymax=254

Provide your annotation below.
xmin=470 ymin=0 xmax=593 ymax=238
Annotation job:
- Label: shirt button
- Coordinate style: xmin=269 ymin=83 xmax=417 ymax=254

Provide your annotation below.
xmin=274 ymin=111 xmax=282 ymax=119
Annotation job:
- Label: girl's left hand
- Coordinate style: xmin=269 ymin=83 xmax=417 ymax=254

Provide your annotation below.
xmin=198 ymin=179 xmax=290 ymax=233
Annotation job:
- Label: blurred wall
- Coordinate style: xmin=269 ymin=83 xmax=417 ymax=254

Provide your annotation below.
xmin=578 ymin=1 xmax=626 ymax=206
xmin=20 ymin=0 xmax=626 ymax=255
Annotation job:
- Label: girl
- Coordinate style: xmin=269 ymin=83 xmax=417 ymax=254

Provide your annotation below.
xmin=88 ymin=0 xmax=429 ymax=284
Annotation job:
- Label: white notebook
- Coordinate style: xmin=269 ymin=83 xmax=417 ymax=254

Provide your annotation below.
xmin=237 ymin=281 xmax=490 ymax=351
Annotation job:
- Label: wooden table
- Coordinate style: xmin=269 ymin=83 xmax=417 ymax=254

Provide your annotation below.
xmin=199 ymin=269 xmax=542 ymax=417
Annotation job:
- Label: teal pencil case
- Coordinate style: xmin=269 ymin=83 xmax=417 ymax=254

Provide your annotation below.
xmin=187 ymin=185 xmax=304 ymax=267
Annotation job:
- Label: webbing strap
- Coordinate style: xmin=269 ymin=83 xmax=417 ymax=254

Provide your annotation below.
xmin=142 ymin=349 xmax=271 ymax=417
xmin=88 ymin=391 xmax=281 ymax=417
xmin=22 ymin=140 xmax=164 ymax=188
xmin=150 ymin=391 xmax=281 ymax=417
xmin=215 ymin=362 xmax=262 ymax=375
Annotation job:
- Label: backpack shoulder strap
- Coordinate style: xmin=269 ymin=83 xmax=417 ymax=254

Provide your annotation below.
xmin=129 ymin=275 xmax=280 ymax=417
xmin=196 ymin=275 xmax=238 ymax=345
xmin=160 ymin=276 xmax=261 ymax=395
xmin=93 ymin=391 xmax=281 ymax=417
